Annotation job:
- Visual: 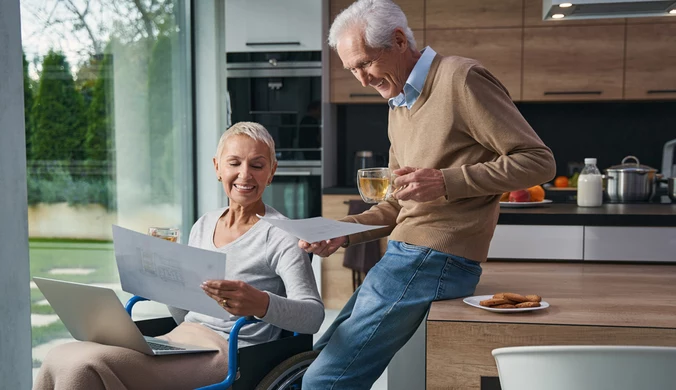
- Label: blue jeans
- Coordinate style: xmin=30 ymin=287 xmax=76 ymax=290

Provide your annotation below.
xmin=304 ymin=240 xmax=482 ymax=389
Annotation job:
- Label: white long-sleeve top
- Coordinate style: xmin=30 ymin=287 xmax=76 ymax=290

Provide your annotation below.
xmin=168 ymin=205 xmax=324 ymax=347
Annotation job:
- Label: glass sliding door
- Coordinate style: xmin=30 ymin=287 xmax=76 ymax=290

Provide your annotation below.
xmin=19 ymin=0 xmax=194 ymax=375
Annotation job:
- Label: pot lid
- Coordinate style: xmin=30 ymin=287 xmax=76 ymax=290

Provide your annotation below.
xmin=606 ymin=156 xmax=657 ymax=173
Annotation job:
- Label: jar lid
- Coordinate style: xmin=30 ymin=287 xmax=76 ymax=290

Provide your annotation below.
xmin=606 ymin=155 xmax=657 ymax=173
xmin=584 ymin=158 xmax=597 ymax=165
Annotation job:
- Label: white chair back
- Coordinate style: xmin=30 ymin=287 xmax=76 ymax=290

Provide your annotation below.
xmin=492 ymin=345 xmax=676 ymax=390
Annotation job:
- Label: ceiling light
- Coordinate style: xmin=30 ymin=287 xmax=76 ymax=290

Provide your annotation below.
xmin=552 ymin=13 xmax=566 ymax=18
xmin=544 ymin=1 xmax=676 ymax=21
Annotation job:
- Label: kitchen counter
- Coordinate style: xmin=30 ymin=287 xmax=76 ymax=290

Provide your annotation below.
xmin=323 ymin=190 xmax=676 ymax=227
xmin=499 ymin=203 xmax=676 ymax=227
xmin=426 ymin=262 xmax=676 ymax=389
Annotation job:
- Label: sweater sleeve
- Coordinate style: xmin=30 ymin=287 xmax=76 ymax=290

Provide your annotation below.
xmin=442 ymin=65 xmax=556 ymax=200
xmin=339 ymin=143 xmax=401 ymax=245
xmin=258 ymin=229 xmax=325 ymax=334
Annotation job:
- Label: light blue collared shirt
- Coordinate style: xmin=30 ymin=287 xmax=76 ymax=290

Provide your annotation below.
xmin=388 ymin=47 xmax=437 ymax=110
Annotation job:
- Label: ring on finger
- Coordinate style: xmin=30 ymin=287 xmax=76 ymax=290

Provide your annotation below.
xmin=219 ymin=298 xmax=229 ymax=308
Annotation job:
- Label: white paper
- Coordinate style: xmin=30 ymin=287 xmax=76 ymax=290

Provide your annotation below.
xmin=112 ymin=225 xmax=228 ymax=318
xmin=258 ymin=215 xmax=387 ymax=243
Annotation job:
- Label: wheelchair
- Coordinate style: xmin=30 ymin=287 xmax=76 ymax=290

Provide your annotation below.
xmin=124 ymin=247 xmax=320 ymax=390
xmin=126 ymin=296 xmax=318 ymax=390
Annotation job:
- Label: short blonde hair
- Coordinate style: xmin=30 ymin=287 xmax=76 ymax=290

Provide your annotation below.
xmin=215 ymin=122 xmax=277 ymax=164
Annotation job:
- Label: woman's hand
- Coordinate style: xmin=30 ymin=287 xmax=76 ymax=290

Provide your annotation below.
xmin=298 ymin=236 xmax=347 ymax=257
xmin=201 ymin=280 xmax=270 ymax=317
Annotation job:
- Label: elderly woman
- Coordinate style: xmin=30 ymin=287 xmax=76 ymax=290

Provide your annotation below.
xmin=34 ymin=122 xmax=324 ymax=390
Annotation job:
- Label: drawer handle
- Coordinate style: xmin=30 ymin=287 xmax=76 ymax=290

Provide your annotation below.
xmin=647 ymin=89 xmax=676 ymax=94
xmin=245 ymin=41 xmax=301 ymax=46
xmin=349 ymin=93 xmax=382 ymax=98
xmin=544 ymin=91 xmax=602 ymax=96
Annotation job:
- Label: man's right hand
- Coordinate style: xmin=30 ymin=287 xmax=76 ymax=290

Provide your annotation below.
xmin=298 ymin=236 xmax=347 ymax=257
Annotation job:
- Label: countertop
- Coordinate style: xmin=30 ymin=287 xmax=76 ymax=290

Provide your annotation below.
xmin=323 ymin=189 xmax=676 ymax=227
xmin=498 ymin=203 xmax=676 ymax=226
xmin=428 ymin=262 xmax=676 ymax=328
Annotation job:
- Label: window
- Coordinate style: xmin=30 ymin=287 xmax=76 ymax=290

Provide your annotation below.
xmin=20 ymin=0 xmax=193 ymax=374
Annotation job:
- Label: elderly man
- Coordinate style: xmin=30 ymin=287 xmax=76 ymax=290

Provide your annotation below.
xmin=300 ymin=0 xmax=556 ymax=388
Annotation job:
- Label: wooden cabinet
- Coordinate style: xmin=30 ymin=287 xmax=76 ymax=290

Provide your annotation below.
xmin=427 ymin=28 xmax=523 ymax=100
xmin=321 ymin=195 xmax=361 ymax=309
xmin=426 ymin=0 xmax=523 ymax=29
xmin=522 ymin=25 xmax=625 ymax=101
xmin=627 ymin=15 xmax=676 ymax=24
xmin=625 ymin=23 xmax=676 ymax=100
xmin=328 ymin=0 xmax=674 ymax=103
xmin=321 ymin=194 xmax=389 ymax=308
xmin=524 ymin=0 xmax=625 ymax=27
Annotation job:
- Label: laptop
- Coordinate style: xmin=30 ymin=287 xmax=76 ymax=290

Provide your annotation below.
xmin=33 ymin=277 xmax=218 ymax=356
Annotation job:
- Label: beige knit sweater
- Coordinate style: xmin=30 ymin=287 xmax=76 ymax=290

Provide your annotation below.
xmin=342 ymin=55 xmax=556 ymax=262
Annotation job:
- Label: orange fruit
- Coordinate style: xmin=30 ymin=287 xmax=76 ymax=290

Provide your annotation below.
xmin=554 ymin=176 xmax=569 ymax=188
xmin=499 ymin=192 xmax=510 ymax=202
xmin=527 ymin=185 xmax=545 ymax=202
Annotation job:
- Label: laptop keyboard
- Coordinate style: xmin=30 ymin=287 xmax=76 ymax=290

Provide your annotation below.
xmin=147 ymin=341 xmax=186 ymax=351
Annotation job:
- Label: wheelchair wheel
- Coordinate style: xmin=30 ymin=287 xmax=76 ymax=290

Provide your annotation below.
xmin=254 ymin=350 xmax=319 ymax=390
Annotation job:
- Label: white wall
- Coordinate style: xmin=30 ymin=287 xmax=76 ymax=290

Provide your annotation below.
xmin=0 ymin=0 xmax=33 ymax=387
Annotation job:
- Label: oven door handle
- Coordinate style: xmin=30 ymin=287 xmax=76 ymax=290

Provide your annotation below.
xmin=274 ymin=170 xmax=313 ymax=176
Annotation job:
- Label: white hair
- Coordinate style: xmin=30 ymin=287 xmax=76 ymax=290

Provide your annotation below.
xmin=215 ymin=121 xmax=277 ymax=164
xmin=328 ymin=0 xmax=416 ymax=51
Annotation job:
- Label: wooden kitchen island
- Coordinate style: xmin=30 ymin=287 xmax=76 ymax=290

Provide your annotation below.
xmin=426 ymin=262 xmax=676 ymax=390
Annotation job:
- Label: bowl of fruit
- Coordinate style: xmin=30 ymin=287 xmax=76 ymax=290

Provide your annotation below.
xmin=499 ymin=185 xmax=552 ymax=208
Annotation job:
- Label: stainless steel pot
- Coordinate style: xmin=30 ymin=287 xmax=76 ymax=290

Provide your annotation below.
xmin=605 ymin=156 xmax=658 ymax=203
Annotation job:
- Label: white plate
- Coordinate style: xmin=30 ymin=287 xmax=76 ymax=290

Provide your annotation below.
xmin=499 ymin=199 xmax=553 ymax=208
xmin=463 ymin=295 xmax=550 ymax=313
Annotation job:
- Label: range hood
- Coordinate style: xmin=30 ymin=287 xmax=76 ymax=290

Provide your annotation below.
xmin=543 ymin=0 xmax=676 ymax=21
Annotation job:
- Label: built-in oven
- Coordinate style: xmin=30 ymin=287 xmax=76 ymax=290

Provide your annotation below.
xmin=262 ymin=163 xmax=322 ymax=219
xmin=227 ymin=51 xmax=322 ymax=218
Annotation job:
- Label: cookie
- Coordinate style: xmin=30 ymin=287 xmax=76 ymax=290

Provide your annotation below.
xmin=515 ymin=301 xmax=541 ymax=308
xmin=525 ymin=294 xmax=542 ymax=302
xmin=503 ymin=293 xmax=528 ymax=303
xmin=492 ymin=293 xmax=507 ymax=300
xmin=479 ymin=298 xmax=512 ymax=307
xmin=492 ymin=304 xmax=517 ymax=309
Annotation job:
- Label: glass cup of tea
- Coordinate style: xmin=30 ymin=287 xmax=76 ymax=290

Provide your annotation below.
xmin=357 ymin=167 xmax=399 ymax=204
xmin=148 ymin=227 xmax=180 ymax=243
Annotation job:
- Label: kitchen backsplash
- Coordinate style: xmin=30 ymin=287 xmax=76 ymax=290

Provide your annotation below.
xmin=335 ymin=101 xmax=676 ymax=187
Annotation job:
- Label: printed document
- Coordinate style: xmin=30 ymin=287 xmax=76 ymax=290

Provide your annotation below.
xmin=112 ymin=225 xmax=228 ymax=318
xmin=258 ymin=215 xmax=387 ymax=243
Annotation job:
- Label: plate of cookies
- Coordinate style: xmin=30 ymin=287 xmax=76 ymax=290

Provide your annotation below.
xmin=463 ymin=292 xmax=549 ymax=313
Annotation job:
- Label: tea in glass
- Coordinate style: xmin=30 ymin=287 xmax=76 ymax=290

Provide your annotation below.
xmin=357 ymin=168 xmax=396 ymax=203
xmin=148 ymin=227 xmax=180 ymax=243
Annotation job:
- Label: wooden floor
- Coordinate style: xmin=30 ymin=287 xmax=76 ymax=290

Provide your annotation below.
xmin=427 ymin=262 xmax=676 ymax=389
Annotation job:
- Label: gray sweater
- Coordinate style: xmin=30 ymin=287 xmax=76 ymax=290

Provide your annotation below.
xmin=168 ymin=205 xmax=324 ymax=346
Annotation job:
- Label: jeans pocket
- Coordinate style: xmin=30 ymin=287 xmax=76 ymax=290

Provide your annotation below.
xmin=435 ymin=255 xmax=482 ymax=301
xmin=448 ymin=255 xmax=482 ymax=277
xmin=400 ymin=241 xmax=430 ymax=254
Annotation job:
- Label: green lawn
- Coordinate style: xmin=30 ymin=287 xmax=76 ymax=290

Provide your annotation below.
xmin=30 ymin=238 xmax=118 ymax=347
